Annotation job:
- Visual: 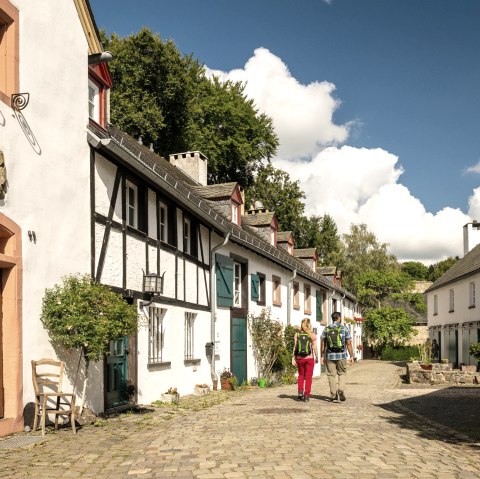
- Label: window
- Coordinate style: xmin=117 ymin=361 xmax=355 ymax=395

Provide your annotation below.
xmin=258 ymin=273 xmax=266 ymax=305
xmin=272 ymin=275 xmax=281 ymax=306
xmin=184 ymin=312 xmax=196 ymax=360
xmin=159 ymin=201 xmax=168 ymax=242
xmin=270 ymin=228 xmax=276 ymax=246
xmin=469 ymin=282 xmax=476 ymax=308
xmin=293 ymin=281 xmax=300 ymax=309
xmin=184 ymin=217 xmax=191 ymax=255
xmin=231 ymin=201 xmax=240 ymax=225
xmin=316 ymin=290 xmax=325 ymax=323
xmin=0 ymin=1 xmax=19 ymax=105
xmin=88 ymin=79 xmax=100 ymax=122
xmin=148 ymin=306 xmax=166 ymax=364
xmin=234 ymin=262 xmax=242 ymax=307
xmin=126 ymin=181 xmax=138 ymax=229
xmin=251 ymin=274 xmax=260 ymax=301
xmin=449 ymin=289 xmax=454 ymax=312
xmin=433 ymin=295 xmax=438 ymax=315
xmin=304 ymin=284 xmax=311 ymax=314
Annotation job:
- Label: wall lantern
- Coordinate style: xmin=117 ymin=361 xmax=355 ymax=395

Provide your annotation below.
xmin=143 ymin=271 xmax=164 ymax=296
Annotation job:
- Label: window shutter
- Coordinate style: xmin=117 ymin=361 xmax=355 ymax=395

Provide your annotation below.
xmin=216 ymin=254 xmax=233 ymax=307
xmin=316 ymin=292 xmax=323 ymax=322
xmin=251 ymin=274 xmax=260 ymax=301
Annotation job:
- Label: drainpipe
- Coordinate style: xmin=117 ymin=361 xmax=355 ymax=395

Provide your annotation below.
xmin=209 ymin=233 xmax=230 ymax=387
xmin=286 ymin=269 xmax=297 ymax=325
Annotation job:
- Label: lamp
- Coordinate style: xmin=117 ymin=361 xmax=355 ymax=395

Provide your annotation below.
xmin=143 ymin=271 xmax=164 ymax=295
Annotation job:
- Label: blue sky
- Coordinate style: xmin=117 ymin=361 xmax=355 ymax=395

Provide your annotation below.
xmin=90 ymin=0 xmax=480 ymax=263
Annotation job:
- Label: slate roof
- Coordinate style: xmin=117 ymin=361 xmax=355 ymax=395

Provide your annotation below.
xmin=241 ymin=211 xmax=275 ymax=226
xmin=191 ymin=183 xmax=237 ymax=200
xmin=318 ymin=266 xmax=336 ymax=275
xmin=277 ymin=231 xmax=293 ymax=242
xmin=294 ymin=248 xmax=317 ymax=259
xmin=87 ymin=123 xmax=356 ymax=301
xmin=425 ymin=245 xmax=480 ymax=293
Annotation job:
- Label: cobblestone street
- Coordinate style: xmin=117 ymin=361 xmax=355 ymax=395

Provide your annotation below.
xmin=1 ymin=360 xmax=479 ymax=479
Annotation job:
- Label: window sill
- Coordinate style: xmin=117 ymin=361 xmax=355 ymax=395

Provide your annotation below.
xmin=293 ymin=305 xmax=300 ymax=310
xmin=272 ymin=302 xmax=282 ymax=307
xmin=257 ymin=300 xmax=266 ymax=306
xmin=433 ymin=313 xmax=438 ymax=316
xmin=147 ymin=361 xmax=171 ymax=368
xmin=448 ymin=310 xmax=454 ymax=313
xmin=304 ymin=310 xmax=312 ymax=315
xmin=184 ymin=359 xmax=201 ymax=365
xmin=468 ymin=305 xmax=476 ymax=309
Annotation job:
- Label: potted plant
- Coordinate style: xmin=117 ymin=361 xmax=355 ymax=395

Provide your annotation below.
xmin=418 ymin=340 xmax=433 ymax=370
xmin=194 ymin=384 xmax=210 ymax=396
xmin=161 ymin=387 xmax=179 ymax=403
xmin=219 ymin=368 xmax=236 ymax=390
xmin=441 ymin=357 xmax=449 ymax=364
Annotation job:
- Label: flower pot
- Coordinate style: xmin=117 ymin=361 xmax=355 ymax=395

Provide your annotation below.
xmin=220 ymin=378 xmax=234 ymax=390
xmin=194 ymin=386 xmax=210 ymax=396
xmin=161 ymin=393 xmax=179 ymax=403
xmin=420 ymin=364 xmax=432 ymax=371
xmin=257 ymin=378 xmax=266 ymax=388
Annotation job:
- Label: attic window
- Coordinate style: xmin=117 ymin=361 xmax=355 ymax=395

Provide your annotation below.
xmin=231 ymin=200 xmax=240 ymax=225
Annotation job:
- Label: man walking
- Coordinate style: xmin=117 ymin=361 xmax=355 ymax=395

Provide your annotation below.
xmin=320 ymin=312 xmax=354 ymax=402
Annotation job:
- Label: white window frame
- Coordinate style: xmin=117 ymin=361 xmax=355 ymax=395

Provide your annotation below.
xmin=231 ymin=201 xmax=239 ymax=225
xmin=148 ymin=306 xmax=166 ymax=364
xmin=234 ymin=262 xmax=242 ymax=307
xmin=88 ymin=79 xmax=100 ymax=122
xmin=433 ymin=294 xmax=438 ymax=315
xmin=469 ymin=282 xmax=476 ymax=308
xmin=184 ymin=312 xmax=196 ymax=360
xmin=449 ymin=288 xmax=454 ymax=312
xmin=272 ymin=275 xmax=281 ymax=306
xmin=159 ymin=201 xmax=168 ymax=242
xmin=126 ymin=180 xmax=138 ymax=229
xmin=304 ymin=284 xmax=311 ymax=314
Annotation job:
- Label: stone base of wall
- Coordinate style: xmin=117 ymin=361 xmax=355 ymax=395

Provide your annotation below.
xmin=407 ymin=362 xmax=480 ymax=385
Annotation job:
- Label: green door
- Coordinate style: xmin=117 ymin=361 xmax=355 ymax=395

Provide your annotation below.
xmin=231 ymin=317 xmax=247 ymax=384
xmin=106 ymin=336 xmax=129 ymax=409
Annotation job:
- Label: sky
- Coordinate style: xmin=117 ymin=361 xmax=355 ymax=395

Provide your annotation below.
xmin=89 ymin=0 xmax=480 ymax=264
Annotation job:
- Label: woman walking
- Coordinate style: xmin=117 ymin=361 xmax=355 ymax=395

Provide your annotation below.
xmin=292 ymin=318 xmax=319 ymax=401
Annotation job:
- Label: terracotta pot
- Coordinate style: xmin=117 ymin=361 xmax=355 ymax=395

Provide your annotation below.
xmin=220 ymin=378 xmax=233 ymax=390
xmin=420 ymin=363 xmax=432 ymax=370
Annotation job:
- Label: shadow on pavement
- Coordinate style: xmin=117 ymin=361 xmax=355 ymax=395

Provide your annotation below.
xmin=377 ymin=386 xmax=480 ymax=447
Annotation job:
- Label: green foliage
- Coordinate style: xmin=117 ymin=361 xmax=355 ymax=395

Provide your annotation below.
xmin=41 ymin=275 xmax=138 ymax=362
xmin=418 ymin=339 xmax=432 ymax=364
xmin=338 ymin=224 xmax=399 ymax=294
xmin=401 ymin=261 xmax=429 ymax=280
xmin=380 ymin=345 xmax=420 ymax=361
xmin=427 ymin=257 xmax=459 ymax=282
xmin=102 ymin=28 xmax=278 ymax=189
xmin=469 ymin=343 xmax=480 ymax=361
xmin=363 ymin=306 xmax=417 ymax=356
xmin=248 ymin=308 xmax=285 ymax=378
xmin=356 ymin=270 xmax=414 ymax=308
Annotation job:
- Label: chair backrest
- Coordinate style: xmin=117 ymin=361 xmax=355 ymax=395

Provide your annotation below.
xmin=32 ymin=358 xmax=65 ymax=395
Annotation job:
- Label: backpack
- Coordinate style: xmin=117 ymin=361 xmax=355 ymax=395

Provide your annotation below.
xmin=325 ymin=324 xmax=345 ymax=353
xmin=295 ymin=333 xmax=312 ymax=357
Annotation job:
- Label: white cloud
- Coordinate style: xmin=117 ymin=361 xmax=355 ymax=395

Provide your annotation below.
xmin=206 ymin=48 xmax=350 ymax=159
xmin=465 ymin=160 xmax=480 ymax=175
xmin=206 ymin=49 xmax=473 ymax=263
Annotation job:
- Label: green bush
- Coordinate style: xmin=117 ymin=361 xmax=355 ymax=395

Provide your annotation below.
xmin=380 ymin=345 xmax=420 ymax=361
xmin=469 ymin=343 xmax=480 ymax=360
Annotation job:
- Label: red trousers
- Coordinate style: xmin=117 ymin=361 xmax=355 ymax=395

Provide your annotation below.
xmin=296 ymin=357 xmax=314 ymax=397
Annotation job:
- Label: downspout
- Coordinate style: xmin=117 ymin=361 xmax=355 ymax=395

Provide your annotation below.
xmin=286 ymin=269 xmax=297 ymax=325
xmin=210 ymin=233 xmax=230 ymax=387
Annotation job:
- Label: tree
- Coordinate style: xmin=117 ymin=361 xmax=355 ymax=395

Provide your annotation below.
xmin=316 ymin=214 xmax=342 ymax=266
xmin=401 ymin=261 xmax=429 ymax=280
xmin=363 ymin=306 xmax=417 ymax=357
xmin=248 ymin=308 xmax=285 ymax=378
xmin=427 ymin=257 xmax=459 ymax=282
xmin=244 ymin=164 xmax=306 ymax=232
xmin=41 ymin=275 xmax=138 ymax=413
xmin=102 ymin=28 xmax=278 ymax=189
xmin=338 ymin=223 xmax=398 ymax=294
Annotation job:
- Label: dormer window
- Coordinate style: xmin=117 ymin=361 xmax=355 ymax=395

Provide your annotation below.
xmin=288 ymin=243 xmax=293 ymax=255
xmin=231 ymin=201 xmax=240 ymax=225
xmin=88 ymin=79 xmax=100 ymax=122
xmin=270 ymin=228 xmax=276 ymax=246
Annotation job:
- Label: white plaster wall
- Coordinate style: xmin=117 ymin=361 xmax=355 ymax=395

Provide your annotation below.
xmin=94 ymin=154 xmax=121 ymax=221
xmin=176 ymin=257 xmax=185 ymax=301
xmin=136 ymin=303 xmax=213 ymax=403
xmin=148 ymin=245 xmax=157 ymax=275
xmin=185 ymin=261 xmax=197 ymax=304
xmin=0 ymin=1 xmax=105 ymax=411
xmin=198 ymin=269 xmax=209 ymax=307
xmin=126 ymin=236 xmax=145 ymax=292
xmin=160 ymin=250 xmax=176 ymax=298
xmin=199 ymin=225 xmax=210 ymax=265
xmin=98 ymin=228 xmax=123 ymax=289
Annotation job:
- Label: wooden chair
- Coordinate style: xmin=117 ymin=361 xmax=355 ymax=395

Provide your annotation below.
xmin=31 ymin=358 xmax=76 ymax=436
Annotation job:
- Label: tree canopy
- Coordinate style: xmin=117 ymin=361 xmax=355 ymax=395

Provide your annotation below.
xmin=427 ymin=257 xmax=459 ymax=282
xmin=401 ymin=261 xmax=429 ymax=280
xmin=102 ymin=28 xmax=278 ymax=188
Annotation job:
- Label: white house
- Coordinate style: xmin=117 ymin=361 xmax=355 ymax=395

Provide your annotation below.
xmin=0 ymin=0 xmax=362 ymax=437
xmin=425 ymin=221 xmax=480 ymax=368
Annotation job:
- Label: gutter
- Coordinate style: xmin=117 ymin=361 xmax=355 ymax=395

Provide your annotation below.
xmin=209 ymin=233 xmax=230 ymax=387
xmin=286 ymin=269 xmax=297 ymax=325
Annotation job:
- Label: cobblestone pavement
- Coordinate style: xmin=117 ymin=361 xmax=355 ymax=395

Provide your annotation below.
xmin=1 ymin=360 xmax=480 ymax=479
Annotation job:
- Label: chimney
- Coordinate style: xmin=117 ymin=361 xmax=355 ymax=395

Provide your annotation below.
xmin=169 ymin=151 xmax=208 ymax=186
xmin=463 ymin=221 xmax=480 ymax=256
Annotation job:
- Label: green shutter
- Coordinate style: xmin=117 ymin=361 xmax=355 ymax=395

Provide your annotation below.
xmin=251 ymin=274 xmax=260 ymax=301
xmin=316 ymin=291 xmax=323 ymax=322
xmin=216 ymin=254 xmax=233 ymax=307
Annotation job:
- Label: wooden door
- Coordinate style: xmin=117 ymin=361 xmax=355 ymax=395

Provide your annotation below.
xmin=105 ymin=336 xmax=129 ymax=409
xmin=231 ymin=316 xmax=247 ymax=384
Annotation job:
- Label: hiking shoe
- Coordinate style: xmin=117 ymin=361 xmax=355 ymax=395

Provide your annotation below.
xmin=328 ymin=394 xmax=337 ymax=402
xmin=338 ymin=390 xmax=346 ymax=402
xmin=296 ymin=393 xmax=304 ymax=401
xmin=303 ymin=396 xmax=310 ymax=402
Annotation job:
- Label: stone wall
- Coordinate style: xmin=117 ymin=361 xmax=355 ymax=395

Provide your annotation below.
xmin=407 ymin=362 xmax=480 ymax=385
